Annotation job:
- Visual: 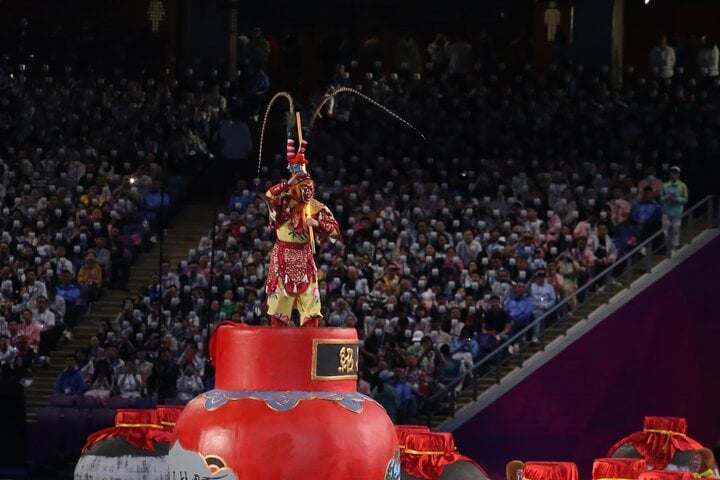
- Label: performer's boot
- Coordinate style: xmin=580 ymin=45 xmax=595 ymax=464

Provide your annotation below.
xmin=301 ymin=315 xmax=321 ymax=327
xmin=270 ymin=314 xmax=293 ymax=327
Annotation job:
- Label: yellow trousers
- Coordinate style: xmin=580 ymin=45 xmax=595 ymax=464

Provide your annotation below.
xmin=267 ymin=280 xmax=322 ymax=326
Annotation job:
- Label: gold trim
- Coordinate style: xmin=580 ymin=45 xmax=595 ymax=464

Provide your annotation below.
xmin=402 ymin=448 xmax=448 ymax=455
xmin=115 ymin=423 xmax=162 ymax=428
xmin=160 ymin=421 xmax=176 ymax=426
xmin=311 ymin=339 xmax=359 ymax=381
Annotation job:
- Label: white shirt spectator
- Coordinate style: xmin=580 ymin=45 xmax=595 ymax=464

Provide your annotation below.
xmin=697 ymin=43 xmax=719 ymax=77
xmin=650 ymin=44 xmax=675 ymax=79
xmin=456 ymin=235 xmax=482 ymax=266
xmin=177 ymin=372 xmax=204 ymax=401
xmin=116 ymin=372 xmax=143 ymax=398
xmin=530 ymin=280 xmax=557 ymax=312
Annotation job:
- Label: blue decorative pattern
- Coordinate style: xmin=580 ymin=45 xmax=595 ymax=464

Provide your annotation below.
xmin=201 ymin=389 xmax=371 ymax=413
xmin=385 ymin=449 xmax=402 ymax=480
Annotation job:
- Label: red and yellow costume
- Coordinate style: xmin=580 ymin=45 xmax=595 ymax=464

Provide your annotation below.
xmin=265 ymin=139 xmax=341 ymax=327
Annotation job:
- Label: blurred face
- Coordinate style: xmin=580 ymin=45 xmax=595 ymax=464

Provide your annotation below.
xmin=597 ymin=225 xmax=608 ymax=238
xmin=490 ymin=298 xmax=501 ymax=310
xmin=514 ymin=283 xmax=526 ymax=297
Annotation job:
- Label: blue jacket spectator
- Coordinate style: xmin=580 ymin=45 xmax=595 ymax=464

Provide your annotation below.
xmin=505 ymin=284 xmax=534 ymax=325
xmin=54 ymin=355 xmax=86 ymax=395
xmin=143 ymin=180 xmax=171 ymax=210
xmin=450 ymin=335 xmax=480 ymax=360
xmin=631 ymin=187 xmax=663 ymax=225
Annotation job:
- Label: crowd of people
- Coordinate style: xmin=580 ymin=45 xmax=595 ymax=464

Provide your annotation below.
xmin=0 ymin=28 xmax=709 ymax=418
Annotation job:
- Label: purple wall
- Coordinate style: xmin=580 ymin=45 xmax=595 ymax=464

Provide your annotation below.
xmin=454 ymin=235 xmax=720 ymax=480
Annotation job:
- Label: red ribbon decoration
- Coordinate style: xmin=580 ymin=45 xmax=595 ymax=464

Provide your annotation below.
xmin=148 ymin=405 xmax=184 ymax=444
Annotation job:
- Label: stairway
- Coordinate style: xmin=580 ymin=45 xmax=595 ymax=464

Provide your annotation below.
xmin=427 ymin=218 xmax=714 ymax=429
xmin=24 ymin=204 xmax=220 ymax=421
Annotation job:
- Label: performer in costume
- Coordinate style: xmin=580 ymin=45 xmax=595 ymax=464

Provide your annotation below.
xmin=264 ymin=139 xmax=341 ymax=327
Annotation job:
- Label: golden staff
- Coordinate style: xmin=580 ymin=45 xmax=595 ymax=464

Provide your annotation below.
xmin=296 ymin=112 xmax=316 ymax=255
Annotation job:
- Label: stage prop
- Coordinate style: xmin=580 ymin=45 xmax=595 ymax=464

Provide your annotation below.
xmin=398 ymin=429 xmax=488 ymax=480
xmin=608 ymin=417 xmax=717 ymax=473
xmin=168 ymin=322 xmax=401 ymax=479
xmin=75 ymin=409 xmax=172 ymax=480
xmin=592 ymin=458 xmax=648 ymax=480
xmin=523 ymin=462 xmax=579 ymax=480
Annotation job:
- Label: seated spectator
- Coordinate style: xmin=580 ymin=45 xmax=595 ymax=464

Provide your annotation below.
xmin=115 ymin=361 xmax=143 ymax=399
xmin=33 ymin=296 xmax=60 ymax=356
xmin=78 ymin=252 xmax=102 ymax=302
xmin=18 ymin=309 xmax=42 ymax=355
xmin=428 ymin=318 xmax=452 ymax=348
xmin=75 ymin=348 xmax=94 ymax=384
xmin=450 ymin=326 xmax=480 ymax=363
xmin=505 ymin=283 xmax=533 ymax=353
xmin=84 ymin=360 xmax=113 ymax=400
xmin=148 ymin=349 xmax=179 ymax=402
xmin=54 ymin=354 xmax=85 ymax=395
xmin=105 ymin=345 xmax=125 ymax=377
xmin=529 ymin=270 xmax=557 ymax=343
xmin=176 ymin=364 xmax=204 ymax=402
xmin=390 ymin=366 xmax=417 ymax=424
xmin=479 ymin=295 xmax=511 ymax=348
xmin=593 ymin=223 xmax=618 ymax=276
xmin=571 ymin=236 xmax=596 ymax=287
xmin=0 ymin=335 xmax=17 ymax=369
xmin=372 ymin=370 xmax=398 ymax=423
xmin=630 ymin=186 xmax=662 ymax=243
xmin=56 ymin=270 xmax=85 ymax=327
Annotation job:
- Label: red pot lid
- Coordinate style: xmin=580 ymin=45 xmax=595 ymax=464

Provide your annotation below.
xmin=592 ymin=458 xmax=648 ymax=480
xmin=523 ymin=462 xmax=579 ymax=480
xmin=114 ymin=409 xmax=159 ymax=428
xmin=210 ymin=322 xmax=359 ymax=392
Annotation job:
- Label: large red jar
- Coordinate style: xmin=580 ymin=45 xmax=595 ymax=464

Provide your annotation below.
xmin=169 ymin=322 xmax=400 ymax=479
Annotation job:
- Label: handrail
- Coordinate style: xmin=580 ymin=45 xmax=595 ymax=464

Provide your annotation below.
xmin=420 ymin=195 xmax=717 ymax=422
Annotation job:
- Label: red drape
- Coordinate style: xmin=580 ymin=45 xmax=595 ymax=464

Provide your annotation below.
xmin=524 ymin=462 xmax=579 ymax=480
xmin=608 ymin=417 xmax=704 ymax=470
xmin=593 ymin=458 xmax=648 ymax=479
xmin=81 ymin=409 xmax=162 ymax=454
xmin=396 ymin=425 xmax=431 ymax=449
xmin=638 ymin=471 xmax=695 ymax=480
xmin=400 ymin=431 xmax=487 ymax=480
xmin=148 ymin=405 xmax=184 ymax=443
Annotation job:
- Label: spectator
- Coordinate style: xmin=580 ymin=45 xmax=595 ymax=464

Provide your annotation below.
xmin=631 ymin=186 xmax=663 ymax=244
xmin=18 ymin=309 xmax=42 ymax=354
xmin=649 ymin=34 xmax=675 ymax=79
xmin=54 ymin=354 xmax=85 ymax=395
xmin=0 ymin=335 xmax=17 ymax=368
xmin=176 ymin=364 xmax=204 ymax=402
xmin=148 ymin=349 xmax=179 ymax=402
xmin=661 ymin=166 xmax=689 ymax=254
xmin=480 ymin=295 xmax=511 ymax=346
xmin=218 ymin=114 xmax=253 ymax=187
xmin=372 ymin=370 xmax=398 ymax=423
xmin=56 ymin=270 xmax=85 ymax=327
xmin=84 ymin=360 xmax=113 ymax=400
xmin=505 ymin=283 xmax=533 ymax=353
xmin=78 ymin=252 xmax=102 ymax=302
xmin=529 ymin=270 xmax=557 ymax=343
xmin=456 ymin=229 xmax=482 ymax=267
xmin=697 ymin=34 xmax=719 ymax=77
xmin=389 ymin=366 xmax=416 ymax=424
xmin=593 ymin=223 xmax=618 ymax=276
xmin=115 ymin=362 xmax=143 ymax=399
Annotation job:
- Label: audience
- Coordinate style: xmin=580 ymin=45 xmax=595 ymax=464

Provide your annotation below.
xmin=3 ymin=27 xmax=712 ymax=421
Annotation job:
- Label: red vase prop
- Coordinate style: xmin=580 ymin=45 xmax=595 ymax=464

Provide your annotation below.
xmin=169 ymin=322 xmax=401 ymax=479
